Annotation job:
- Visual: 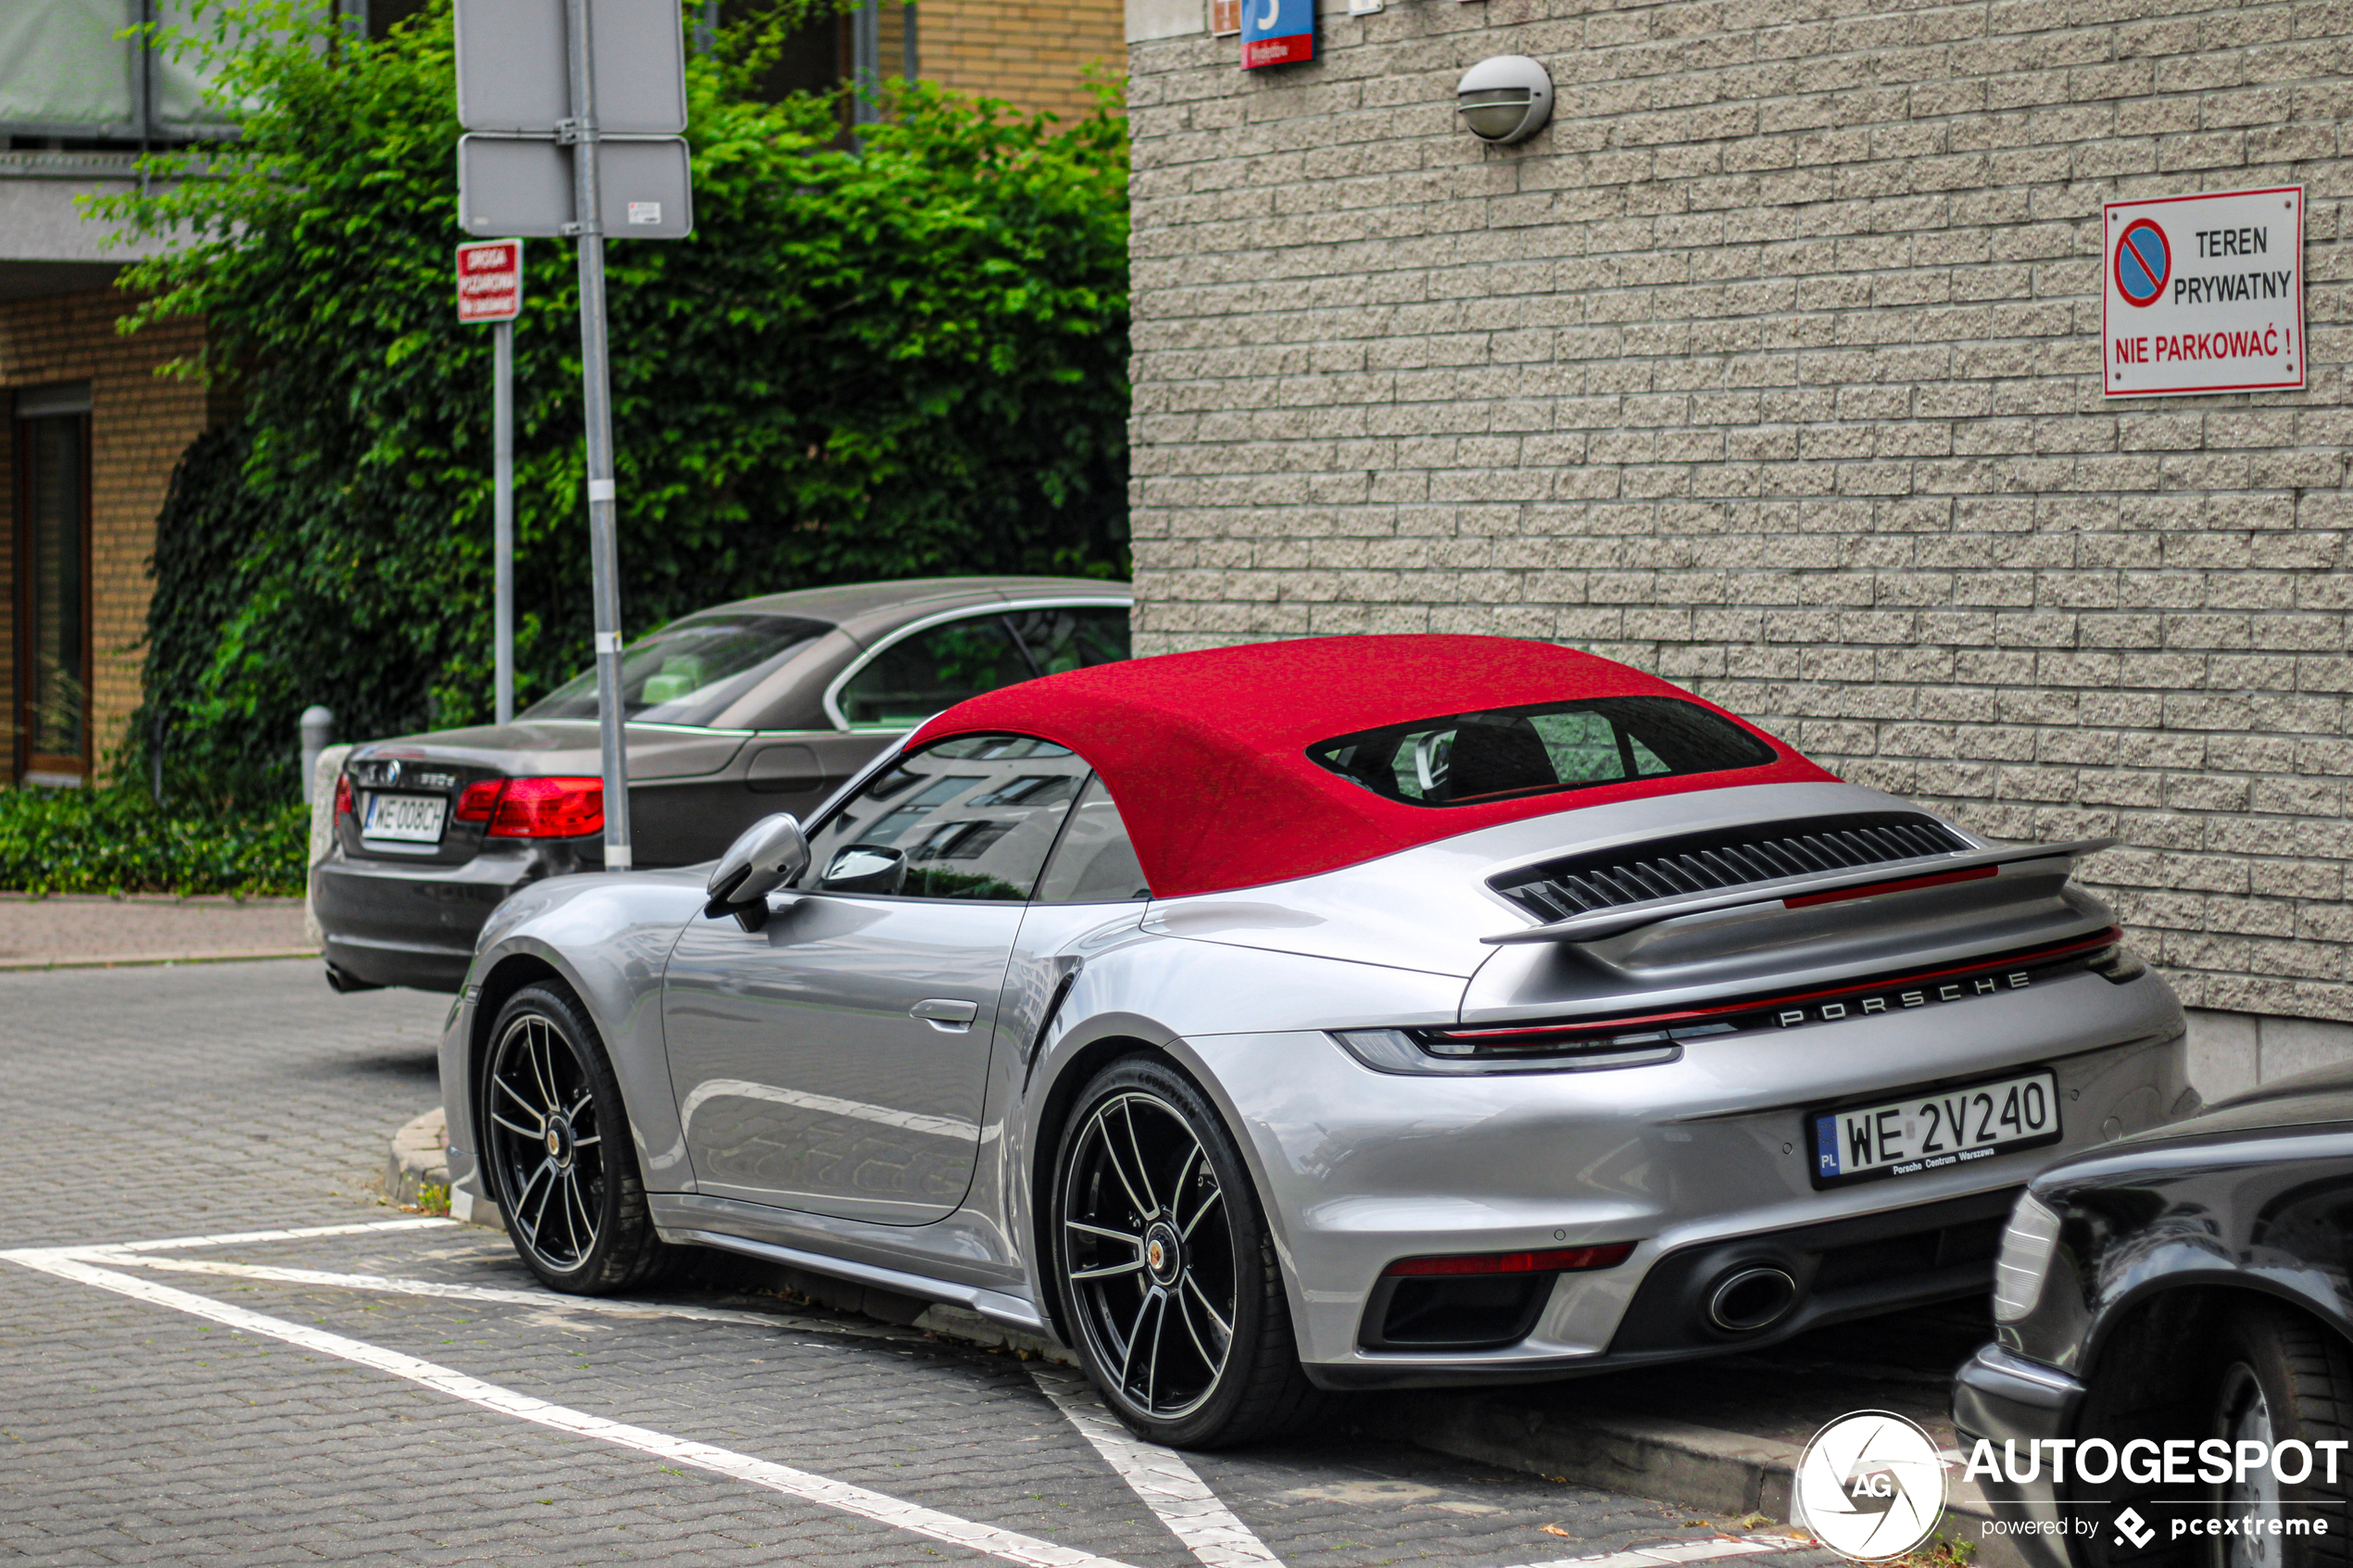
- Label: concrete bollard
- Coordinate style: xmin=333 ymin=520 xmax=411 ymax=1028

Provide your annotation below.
xmin=298 ymin=706 xmax=334 ymax=806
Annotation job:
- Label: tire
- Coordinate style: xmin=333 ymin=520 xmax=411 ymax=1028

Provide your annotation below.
xmin=1049 ymin=1054 xmax=1328 ymax=1448
xmin=479 ymin=981 xmax=673 ymax=1295
xmin=2208 ymin=1304 xmax=2353 ymax=1568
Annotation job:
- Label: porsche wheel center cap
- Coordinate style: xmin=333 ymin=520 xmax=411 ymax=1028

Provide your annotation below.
xmin=545 ymin=1119 xmax=574 ymax=1167
xmin=1144 ymin=1223 xmax=1183 ymax=1286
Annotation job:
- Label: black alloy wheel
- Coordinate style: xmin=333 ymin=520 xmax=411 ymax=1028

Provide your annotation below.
xmin=1051 ymin=1055 xmax=1327 ymax=1448
xmin=2208 ymin=1305 xmax=2353 ymax=1568
xmin=481 ymin=981 xmax=671 ymax=1294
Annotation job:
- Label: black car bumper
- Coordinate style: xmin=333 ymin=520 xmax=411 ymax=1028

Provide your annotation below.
xmin=1953 ymin=1343 xmax=2085 ymax=1568
xmin=313 ymin=843 xmax=587 ymax=993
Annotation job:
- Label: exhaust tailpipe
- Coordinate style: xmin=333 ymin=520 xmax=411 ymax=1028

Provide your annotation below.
xmin=1706 ymin=1265 xmax=1798 ymax=1333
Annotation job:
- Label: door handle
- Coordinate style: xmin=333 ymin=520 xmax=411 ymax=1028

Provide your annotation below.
xmin=911 ymin=997 xmax=979 ymax=1032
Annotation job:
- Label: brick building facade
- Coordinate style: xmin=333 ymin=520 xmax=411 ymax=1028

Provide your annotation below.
xmin=0 ymin=291 xmax=223 ymax=781
xmin=917 ymin=0 xmax=1124 ymax=122
xmin=1124 ymin=0 xmax=2353 ymax=1087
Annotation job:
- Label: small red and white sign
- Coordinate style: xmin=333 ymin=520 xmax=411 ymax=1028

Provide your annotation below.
xmin=456 ymin=238 xmax=523 ymax=324
xmin=2103 ymin=186 xmax=2302 ymax=397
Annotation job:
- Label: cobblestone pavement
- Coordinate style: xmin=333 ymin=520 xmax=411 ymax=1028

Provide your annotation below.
xmin=0 ymin=960 xmax=1840 ymax=1568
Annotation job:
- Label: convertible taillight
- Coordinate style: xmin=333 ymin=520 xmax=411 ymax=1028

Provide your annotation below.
xmin=454 ymin=779 xmax=505 ymax=822
xmin=1384 ymin=1243 xmax=1633 ymax=1277
xmin=333 ymin=773 xmax=355 ymax=821
xmin=486 ymin=777 xmax=604 ymax=839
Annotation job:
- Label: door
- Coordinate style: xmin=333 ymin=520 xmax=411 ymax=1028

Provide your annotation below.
xmin=14 ymin=391 xmax=92 ymax=784
xmin=661 ymin=733 xmax=1088 ymax=1223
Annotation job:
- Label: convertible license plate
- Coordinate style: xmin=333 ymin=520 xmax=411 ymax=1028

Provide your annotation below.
xmin=363 ymin=792 xmax=447 ymax=844
xmin=1810 ymin=1069 xmax=2060 ymax=1187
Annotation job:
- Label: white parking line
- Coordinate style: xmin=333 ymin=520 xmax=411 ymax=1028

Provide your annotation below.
xmin=1029 ymin=1368 xmax=1283 ymax=1567
xmin=2 ymin=1246 xmax=1139 ymax=1568
xmin=1522 ymin=1538 xmax=1800 ymax=1568
xmin=84 ymin=1250 xmax=914 ymax=1342
xmin=82 ymin=1218 xmax=453 ymax=1253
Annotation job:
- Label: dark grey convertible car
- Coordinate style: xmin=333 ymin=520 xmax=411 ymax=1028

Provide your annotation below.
xmin=315 ymin=576 xmax=1128 ymax=992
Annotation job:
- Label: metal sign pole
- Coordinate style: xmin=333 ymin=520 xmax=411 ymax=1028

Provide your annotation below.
xmin=563 ymin=0 xmax=633 ymax=872
xmin=493 ymin=316 xmax=515 ymax=725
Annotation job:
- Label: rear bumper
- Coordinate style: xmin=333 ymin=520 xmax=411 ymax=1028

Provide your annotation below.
xmin=313 ymin=842 xmax=589 ymax=994
xmin=1954 ymin=1343 xmax=2083 ymax=1568
xmin=322 ymin=933 xmax=474 ymax=993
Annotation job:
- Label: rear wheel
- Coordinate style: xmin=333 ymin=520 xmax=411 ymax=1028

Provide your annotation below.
xmin=480 ymin=981 xmax=671 ymax=1294
xmin=1051 ymin=1055 xmax=1327 ymax=1448
xmin=2208 ymin=1305 xmax=2353 ymax=1568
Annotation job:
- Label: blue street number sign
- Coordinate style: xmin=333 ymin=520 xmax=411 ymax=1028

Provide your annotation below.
xmin=1241 ymin=0 xmax=1313 ymax=68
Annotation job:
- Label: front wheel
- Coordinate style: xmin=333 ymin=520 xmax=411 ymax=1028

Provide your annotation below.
xmin=480 ymin=981 xmax=672 ymax=1295
xmin=1050 ymin=1055 xmax=1327 ymax=1448
xmin=2208 ymin=1305 xmax=2353 ymax=1568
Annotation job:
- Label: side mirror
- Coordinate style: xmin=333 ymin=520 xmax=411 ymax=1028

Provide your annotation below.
xmin=819 ymin=844 xmax=906 ymax=897
xmin=704 ymin=813 xmax=811 ymax=932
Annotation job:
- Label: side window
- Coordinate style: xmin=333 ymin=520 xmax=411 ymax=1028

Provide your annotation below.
xmin=837 ymin=613 xmax=1035 ymax=730
xmin=799 ymin=734 xmax=1086 ymax=901
xmin=1004 ymin=606 xmax=1129 ymax=676
xmin=1035 ymin=775 xmax=1151 ymax=904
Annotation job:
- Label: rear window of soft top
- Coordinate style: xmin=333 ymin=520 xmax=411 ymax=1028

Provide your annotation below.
xmin=1307 ymin=696 xmax=1778 ymax=807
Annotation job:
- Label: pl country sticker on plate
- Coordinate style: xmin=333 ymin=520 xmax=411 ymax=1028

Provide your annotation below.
xmin=2104 ymin=186 xmax=2303 ymax=397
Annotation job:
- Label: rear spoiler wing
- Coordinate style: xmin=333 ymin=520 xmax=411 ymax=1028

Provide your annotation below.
xmin=1480 ymin=837 xmax=2118 ymax=947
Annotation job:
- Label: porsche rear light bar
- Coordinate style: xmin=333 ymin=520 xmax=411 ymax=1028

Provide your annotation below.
xmin=1384 ymin=1242 xmax=1634 ymax=1277
xmin=1337 ymin=927 xmax=2133 ymax=1076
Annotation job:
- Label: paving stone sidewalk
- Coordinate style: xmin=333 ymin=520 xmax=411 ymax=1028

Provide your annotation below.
xmin=0 ymin=891 xmax=314 ymax=970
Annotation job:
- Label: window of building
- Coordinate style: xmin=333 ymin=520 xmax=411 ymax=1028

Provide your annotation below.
xmin=14 ymin=383 xmax=93 ymax=784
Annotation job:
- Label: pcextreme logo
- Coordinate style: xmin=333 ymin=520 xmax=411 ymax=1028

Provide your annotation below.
xmin=1795 ymin=1411 xmax=1947 ymax=1562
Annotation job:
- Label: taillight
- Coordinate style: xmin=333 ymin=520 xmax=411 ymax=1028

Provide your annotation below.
xmin=454 ymin=779 xmax=506 ymax=822
xmin=1383 ymin=1243 xmax=1633 ymax=1278
xmin=333 ymin=773 xmax=354 ymax=821
xmin=487 ymin=776 xmax=604 ymax=838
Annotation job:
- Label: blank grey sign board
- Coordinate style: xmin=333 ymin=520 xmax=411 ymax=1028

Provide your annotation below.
xmin=459 ymin=135 xmax=695 ymax=238
xmin=455 ymin=0 xmax=687 ymax=136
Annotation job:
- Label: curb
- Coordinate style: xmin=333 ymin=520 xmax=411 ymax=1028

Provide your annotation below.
xmin=387 ymin=1108 xmax=453 ymax=1209
xmin=0 ymin=947 xmax=320 ymax=974
xmin=1363 ymin=1394 xmax=2017 ymax=1567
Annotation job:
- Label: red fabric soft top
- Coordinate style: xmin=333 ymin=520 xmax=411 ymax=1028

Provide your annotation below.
xmin=906 ymin=634 xmax=1833 ymax=898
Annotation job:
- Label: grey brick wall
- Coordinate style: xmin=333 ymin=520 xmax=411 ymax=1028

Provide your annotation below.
xmin=1125 ymin=0 xmax=2353 ymax=1032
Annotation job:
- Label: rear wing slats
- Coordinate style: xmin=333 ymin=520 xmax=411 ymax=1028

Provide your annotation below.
xmin=1480 ymin=838 xmax=2118 ymax=947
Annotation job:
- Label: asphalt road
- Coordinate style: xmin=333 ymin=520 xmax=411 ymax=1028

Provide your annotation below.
xmin=0 ymin=960 xmax=1837 ymax=1568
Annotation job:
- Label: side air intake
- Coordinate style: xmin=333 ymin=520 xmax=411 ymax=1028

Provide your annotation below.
xmin=1491 ymin=813 xmax=1971 ymax=923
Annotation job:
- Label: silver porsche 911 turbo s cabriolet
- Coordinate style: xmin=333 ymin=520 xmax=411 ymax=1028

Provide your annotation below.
xmin=439 ymin=633 xmax=2194 ymax=1448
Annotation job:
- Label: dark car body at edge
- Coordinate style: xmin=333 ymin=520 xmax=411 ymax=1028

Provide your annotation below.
xmin=1955 ymin=1061 xmax=2353 ymax=1568
xmin=315 ymin=576 xmax=1129 ymax=992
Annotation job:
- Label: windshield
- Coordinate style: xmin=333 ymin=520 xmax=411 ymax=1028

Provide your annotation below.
xmin=1307 ymin=696 xmax=1779 ymax=807
xmin=522 ymin=613 xmax=832 ymax=728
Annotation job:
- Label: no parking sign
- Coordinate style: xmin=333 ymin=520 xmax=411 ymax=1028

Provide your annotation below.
xmin=2104 ymin=186 xmax=2303 ymax=397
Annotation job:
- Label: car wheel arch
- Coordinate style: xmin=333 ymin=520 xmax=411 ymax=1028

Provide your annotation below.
xmin=466 ymin=953 xmax=567 ymax=1163
xmin=1024 ymin=1031 xmax=1304 ymax=1356
xmin=1027 ymin=1033 xmax=1164 ymax=1348
xmin=2071 ymin=1279 xmax=2353 ymax=1445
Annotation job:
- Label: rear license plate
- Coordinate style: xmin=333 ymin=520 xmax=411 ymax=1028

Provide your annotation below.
xmin=1810 ymin=1068 xmax=2060 ymax=1187
xmin=362 ymin=793 xmax=447 ymax=844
